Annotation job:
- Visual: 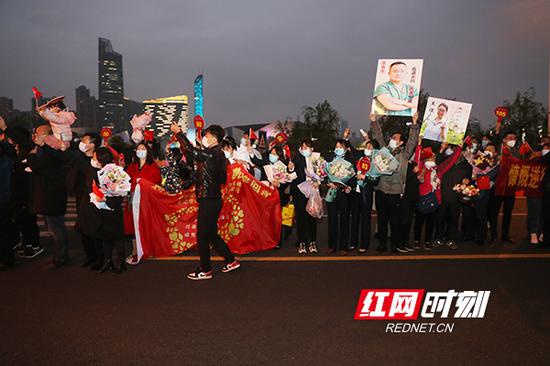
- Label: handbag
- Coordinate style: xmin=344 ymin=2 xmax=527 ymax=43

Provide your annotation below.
xmin=282 ymin=203 xmax=295 ymax=227
xmin=416 ymin=191 xmax=439 ymax=214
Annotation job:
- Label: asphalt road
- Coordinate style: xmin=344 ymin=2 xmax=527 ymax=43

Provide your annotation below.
xmin=2 ymin=196 xmax=550 ymax=365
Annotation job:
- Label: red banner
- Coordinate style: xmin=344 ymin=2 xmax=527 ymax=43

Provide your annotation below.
xmin=133 ymin=163 xmax=282 ymax=261
xmin=495 ymin=156 xmax=546 ymax=197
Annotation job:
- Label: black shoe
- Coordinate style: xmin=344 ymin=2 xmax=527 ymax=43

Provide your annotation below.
xmin=113 ymin=261 xmax=126 ymax=274
xmin=502 ymin=237 xmax=515 ymax=243
xmin=376 ymin=245 xmax=387 ymax=252
xmin=404 ymin=245 xmax=415 ymax=252
xmin=42 ymin=258 xmax=69 ymax=270
xmin=274 ymin=244 xmax=281 ymax=250
xmin=90 ymin=261 xmax=102 ymax=271
xmin=99 ymin=260 xmax=113 ymax=273
xmin=396 ymin=246 xmax=408 ymax=253
xmin=490 ymin=237 xmax=497 ymax=243
xmin=20 ymin=246 xmax=44 ymax=259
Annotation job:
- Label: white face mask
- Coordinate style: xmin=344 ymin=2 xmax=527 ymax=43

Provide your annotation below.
xmin=471 ymin=143 xmax=478 ymax=151
xmin=364 ymin=149 xmax=373 ymax=156
xmin=445 ymin=148 xmax=453 ymax=156
xmin=202 ymin=136 xmax=210 ymax=148
xmin=485 ymin=151 xmax=493 ymax=158
xmin=240 ymin=138 xmax=248 ymax=146
xmin=506 ymin=140 xmax=516 ymax=148
xmin=542 ymin=149 xmax=549 ymax=156
xmin=79 ymin=141 xmax=91 ymax=153
xmin=90 ymin=158 xmax=101 ymax=169
xmin=388 ymin=139 xmax=398 ymax=149
xmin=424 ymin=161 xmax=436 ymax=169
xmin=223 ymin=150 xmax=232 ymax=159
xmin=136 ymin=150 xmax=147 ymax=159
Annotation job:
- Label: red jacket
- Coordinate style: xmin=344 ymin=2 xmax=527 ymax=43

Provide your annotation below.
xmin=416 ymin=146 xmax=462 ymax=203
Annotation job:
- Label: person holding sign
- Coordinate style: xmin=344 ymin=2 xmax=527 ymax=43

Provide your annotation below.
xmin=373 ymin=61 xmax=419 ymax=116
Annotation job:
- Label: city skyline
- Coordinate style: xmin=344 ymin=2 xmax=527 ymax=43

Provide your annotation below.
xmin=0 ymin=0 xmax=548 ymax=130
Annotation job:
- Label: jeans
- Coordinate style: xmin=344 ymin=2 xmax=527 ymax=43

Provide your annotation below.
xmin=526 ymin=197 xmax=542 ymax=234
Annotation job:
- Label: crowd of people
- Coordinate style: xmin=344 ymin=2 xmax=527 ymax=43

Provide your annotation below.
xmin=1 ymin=96 xmax=550 ymax=281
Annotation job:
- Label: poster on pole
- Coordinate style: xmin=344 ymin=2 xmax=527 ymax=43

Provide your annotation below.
xmin=371 ymin=59 xmax=423 ymax=117
xmin=420 ymin=97 xmax=472 ymax=145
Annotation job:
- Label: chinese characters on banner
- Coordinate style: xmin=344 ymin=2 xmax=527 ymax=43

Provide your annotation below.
xmin=495 ymin=156 xmax=546 ymax=197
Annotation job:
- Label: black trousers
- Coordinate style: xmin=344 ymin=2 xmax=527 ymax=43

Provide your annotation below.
xmin=461 ymin=203 xmax=476 ymax=240
xmin=13 ymin=206 xmax=39 ymax=247
xmin=375 ymin=191 xmax=403 ymax=250
xmin=473 ymin=194 xmax=490 ymax=245
xmin=415 ymin=210 xmax=435 ymax=243
xmin=292 ymin=191 xmax=317 ymax=245
xmin=349 ymin=190 xmax=361 ymax=248
xmin=197 ymin=198 xmax=235 ymax=272
xmin=435 ymin=201 xmax=460 ymax=241
xmin=358 ymin=185 xmax=374 ymax=250
xmin=81 ymin=233 xmax=103 ymax=265
xmin=543 ymin=188 xmax=550 ymax=247
xmin=0 ymin=203 xmax=17 ymax=266
xmin=401 ymin=199 xmax=417 ymax=246
xmin=488 ymin=193 xmax=515 ymax=239
xmin=327 ymin=190 xmax=350 ymax=251
xmin=102 ymin=238 xmax=126 ymax=269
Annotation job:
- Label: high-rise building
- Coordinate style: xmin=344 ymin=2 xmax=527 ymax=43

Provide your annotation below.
xmin=0 ymin=97 xmax=14 ymax=120
xmin=75 ymin=85 xmax=98 ymax=131
xmin=98 ymin=37 xmax=124 ymax=130
xmin=143 ymin=95 xmax=189 ymax=138
xmin=194 ymin=74 xmax=203 ymax=117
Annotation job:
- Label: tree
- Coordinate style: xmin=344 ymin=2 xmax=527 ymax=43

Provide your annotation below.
xmin=500 ymin=88 xmax=547 ymax=144
xmin=288 ymin=100 xmax=341 ymax=157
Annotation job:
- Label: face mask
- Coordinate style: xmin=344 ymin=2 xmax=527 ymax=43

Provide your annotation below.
xmin=202 ymin=136 xmax=210 ymax=148
xmin=388 ymin=139 xmax=398 ymax=149
xmin=542 ymin=149 xmax=549 ymax=156
xmin=485 ymin=151 xmax=493 ymax=158
xmin=136 ymin=150 xmax=147 ymax=159
xmin=223 ymin=150 xmax=232 ymax=159
xmin=471 ymin=143 xmax=478 ymax=151
xmin=240 ymin=138 xmax=248 ymax=146
xmin=79 ymin=142 xmax=90 ymax=153
xmin=90 ymin=158 xmax=101 ymax=169
xmin=482 ymin=140 xmax=489 ymax=148
xmin=169 ymin=142 xmax=180 ymax=149
xmin=269 ymin=154 xmax=279 ymax=163
xmin=506 ymin=140 xmax=516 ymax=148
xmin=364 ymin=149 xmax=373 ymax=156
xmin=300 ymin=148 xmax=312 ymax=158
xmin=425 ymin=161 xmax=436 ymax=169
xmin=445 ymin=148 xmax=453 ymax=156
xmin=334 ymin=148 xmax=345 ymax=157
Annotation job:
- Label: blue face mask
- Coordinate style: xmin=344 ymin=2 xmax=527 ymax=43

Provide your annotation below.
xmin=300 ymin=148 xmax=312 ymax=158
xmin=269 ymin=154 xmax=279 ymax=164
xmin=334 ymin=148 xmax=345 ymax=157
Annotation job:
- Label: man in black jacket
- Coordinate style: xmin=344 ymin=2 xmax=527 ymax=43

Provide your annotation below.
xmin=27 ymin=125 xmax=70 ymax=269
xmin=172 ymin=123 xmax=240 ymax=280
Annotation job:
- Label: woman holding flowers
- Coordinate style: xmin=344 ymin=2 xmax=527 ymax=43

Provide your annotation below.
xmin=325 ymin=139 xmax=357 ymax=254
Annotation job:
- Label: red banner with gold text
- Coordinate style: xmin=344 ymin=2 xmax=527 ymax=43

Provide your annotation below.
xmin=495 ymin=156 xmax=546 ymax=197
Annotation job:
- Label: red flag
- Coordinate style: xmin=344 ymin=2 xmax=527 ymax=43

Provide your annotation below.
xmin=31 ymin=86 xmax=42 ymax=99
xmin=477 ymin=175 xmax=490 ymax=190
xmin=92 ymin=180 xmax=105 ymax=201
xmin=143 ymin=130 xmax=154 ymax=142
xmin=283 ymin=145 xmax=291 ymax=160
xmin=249 ymin=128 xmax=258 ymax=141
xmin=519 ymin=142 xmax=532 ymax=155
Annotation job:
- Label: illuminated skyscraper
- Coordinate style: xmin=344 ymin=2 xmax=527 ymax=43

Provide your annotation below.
xmin=98 ymin=37 xmax=124 ymax=130
xmin=194 ymin=74 xmax=203 ymax=117
xmin=142 ymin=95 xmax=189 ymax=138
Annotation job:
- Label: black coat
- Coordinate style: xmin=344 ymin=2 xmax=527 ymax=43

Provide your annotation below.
xmin=290 ymin=153 xmax=308 ymax=197
xmin=27 ymin=145 xmax=68 ymax=216
xmin=69 ymin=152 xmax=92 ymax=213
xmin=440 ymin=157 xmax=472 ymax=203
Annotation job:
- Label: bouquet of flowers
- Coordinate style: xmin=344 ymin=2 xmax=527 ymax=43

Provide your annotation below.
xmin=371 ymin=147 xmax=399 ymax=176
xmin=324 ymin=158 xmax=355 ymax=202
xmin=466 ymin=151 xmax=497 ymax=176
xmin=305 ymin=153 xmax=327 ymax=182
xmin=453 ymin=182 xmax=480 ymax=204
xmin=90 ymin=163 xmax=131 ymax=210
xmin=269 ymin=160 xmax=297 ymax=184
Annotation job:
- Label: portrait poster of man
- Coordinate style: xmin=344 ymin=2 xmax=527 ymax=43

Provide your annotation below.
xmin=371 ymin=59 xmax=423 ymax=117
xmin=420 ymin=97 xmax=472 ymax=145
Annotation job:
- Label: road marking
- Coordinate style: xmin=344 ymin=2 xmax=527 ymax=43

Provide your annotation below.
xmin=150 ymin=253 xmax=550 ymax=262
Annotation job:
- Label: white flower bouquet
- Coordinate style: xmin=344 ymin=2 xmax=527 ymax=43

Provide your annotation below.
xmin=90 ymin=163 xmax=131 ymax=210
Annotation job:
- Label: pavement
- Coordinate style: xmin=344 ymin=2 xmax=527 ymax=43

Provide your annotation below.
xmin=1 ymin=196 xmax=550 ymax=365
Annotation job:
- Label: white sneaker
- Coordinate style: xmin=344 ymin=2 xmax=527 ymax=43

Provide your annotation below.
xmin=221 ymin=261 xmax=241 ymax=273
xmin=187 ymin=269 xmax=213 ymax=281
xmin=298 ymin=243 xmax=307 ymax=254
xmin=308 ymin=242 xmax=318 ymax=254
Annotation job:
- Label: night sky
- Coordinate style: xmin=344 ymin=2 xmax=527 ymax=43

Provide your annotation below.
xmin=1 ymin=0 xmax=548 ymax=130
